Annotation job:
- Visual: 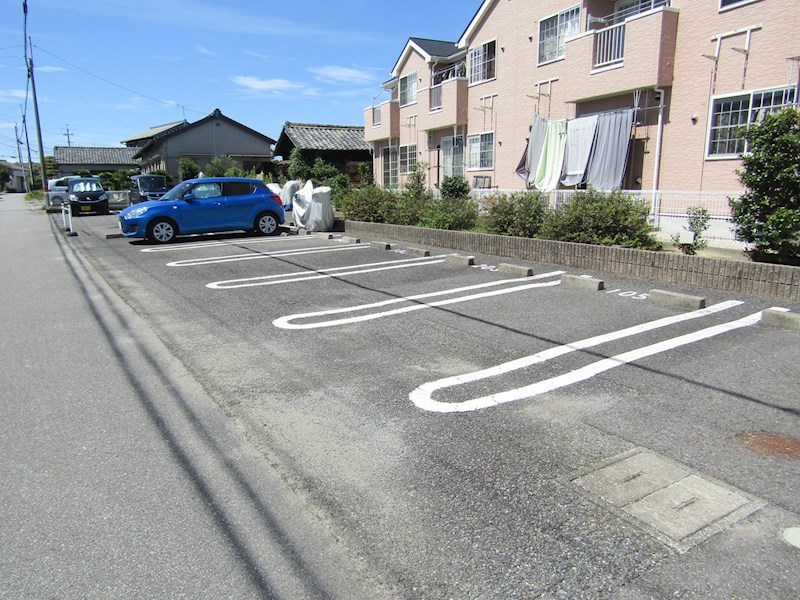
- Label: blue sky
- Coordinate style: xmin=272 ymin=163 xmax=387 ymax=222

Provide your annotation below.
xmin=0 ymin=0 xmax=474 ymax=162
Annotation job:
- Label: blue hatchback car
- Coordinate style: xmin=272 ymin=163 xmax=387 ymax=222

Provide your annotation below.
xmin=119 ymin=177 xmax=285 ymax=243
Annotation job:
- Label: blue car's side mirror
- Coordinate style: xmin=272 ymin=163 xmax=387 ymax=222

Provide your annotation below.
xmin=183 ymin=193 xmax=196 ymax=202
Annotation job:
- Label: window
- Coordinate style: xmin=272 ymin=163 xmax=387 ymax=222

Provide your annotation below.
xmin=538 ymin=6 xmax=580 ymax=64
xmin=442 ymin=136 xmax=464 ymax=178
xmin=467 ymin=132 xmax=494 ymax=170
xmin=191 ymin=182 xmax=222 ymax=198
xmin=399 ymin=144 xmax=417 ymax=174
xmin=382 ymin=146 xmax=398 ymax=187
xmin=224 ymin=181 xmax=255 ymax=196
xmin=708 ymin=86 xmax=796 ymax=156
xmin=468 ymin=40 xmax=496 ymax=85
xmin=719 ymin=0 xmax=755 ymax=9
xmin=399 ymin=73 xmax=417 ymax=106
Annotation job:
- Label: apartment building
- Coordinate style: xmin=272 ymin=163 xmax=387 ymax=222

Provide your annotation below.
xmin=364 ymin=0 xmax=799 ymax=215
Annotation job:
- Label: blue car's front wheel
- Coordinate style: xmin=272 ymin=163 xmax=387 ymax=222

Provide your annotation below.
xmin=255 ymin=211 xmax=279 ymax=236
xmin=147 ymin=218 xmax=177 ymax=244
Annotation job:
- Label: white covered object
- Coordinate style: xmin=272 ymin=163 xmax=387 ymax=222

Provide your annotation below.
xmin=293 ymin=180 xmax=334 ymax=232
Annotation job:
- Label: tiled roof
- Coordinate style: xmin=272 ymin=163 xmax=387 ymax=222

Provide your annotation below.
xmin=122 ymin=120 xmax=188 ymax=144
xmin=54 ymin=146 xmax=140 ymax=166
xmin=409 ymin=37 xmax=460 ymax=59
xmin=279 ymin=122 xmax=370 ymax=152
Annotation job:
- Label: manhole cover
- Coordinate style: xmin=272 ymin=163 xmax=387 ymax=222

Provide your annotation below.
xmin=737 ymin=432 xmax=800 ymax=460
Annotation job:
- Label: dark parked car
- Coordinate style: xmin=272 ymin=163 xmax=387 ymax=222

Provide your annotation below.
xmin=68 ymin=178 xmax=109 ymax=215
xmin=118 ymin=177 xmax=286 ymax=243
xmin=129 ymin=174 xmax=170 ymax=203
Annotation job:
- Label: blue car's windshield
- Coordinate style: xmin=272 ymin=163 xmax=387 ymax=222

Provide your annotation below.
xmin=159 ymin=181 xmax=193 ymax=201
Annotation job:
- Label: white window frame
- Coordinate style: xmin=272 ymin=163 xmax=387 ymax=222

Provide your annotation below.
xmin=399 ymin=144 xmax=417 ymax=174
xmin=382 ymin=145 xmax=399 ymax=187
xmin=441 ymin=135 xmax=464 ymax=178
xmin=719 ymin=0 xmax=761 ymax=11
xmin=468 ymin=40 xmax=497 ymax=85
xmin=399 ymin=72 xmax=417 ymax=107
xmin=466 ymin=132 xmax=494 ymax=170
xmin=706 ymin=86 xmax=797 ymax=158
xmin=538 ymin=5 xmax=580 ymax=65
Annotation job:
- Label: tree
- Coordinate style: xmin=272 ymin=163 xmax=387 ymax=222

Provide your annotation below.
xmin=730 ymin=108 xmax=800 ymax=264
xmin=0 ymin=163 xmax=10 ymax=191
xmin=179 ymin=157 xmax=200 ymax=181
xmin=287 ymin=148 xmax=313 ymax=181
xmin=204 ymin=155 xmax=242 ymax=177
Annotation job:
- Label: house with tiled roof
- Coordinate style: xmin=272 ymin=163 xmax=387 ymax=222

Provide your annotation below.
xmin=274 ymin=122 xmax=372 ymax=181
xmin=133 ymin=108 xmax=276 ymax=180
xmin=122 ymin=120 xmax=188 ymax=148
xmin=54 ymin=146 xmax=140 ymax=176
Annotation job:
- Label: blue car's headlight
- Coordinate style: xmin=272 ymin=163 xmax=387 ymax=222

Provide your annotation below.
xmin=126 ymin=206 xmax=149 ymax=218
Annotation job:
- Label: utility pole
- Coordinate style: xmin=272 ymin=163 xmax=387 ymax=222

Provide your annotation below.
xmin=14 ymin=123 xmax=28 ymax=192
xmin=20 ymin=105 xmax=34 ymax=191
xmin=27 ymin=37 xmax=48 ymax=192
xmin=63 ymin=125 xmax=72 ymax=147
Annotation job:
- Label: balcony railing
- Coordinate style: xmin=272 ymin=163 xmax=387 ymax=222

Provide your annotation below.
xmin=595 ymin=22 xmax=626 ymax=67
xmin=589 ymin=0 xmax=671 ymax=69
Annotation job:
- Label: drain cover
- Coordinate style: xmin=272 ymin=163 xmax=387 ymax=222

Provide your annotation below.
xmin=737 ymin=432 xmax=800 ymax=460
xmin=573 ymin=450 xmax=763 ymax=551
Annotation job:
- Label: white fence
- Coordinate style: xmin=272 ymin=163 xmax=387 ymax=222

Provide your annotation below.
xmin=469 ymin=188 xmax=745 ymax=249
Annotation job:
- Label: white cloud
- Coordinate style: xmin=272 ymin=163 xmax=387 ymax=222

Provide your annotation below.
xmin=0 ymin=89 xmax=26 ymax=103
xmin=244 ymin=50 xmax=271 ymax=60
xmin=230 ymin=76 xmax=304 ymax=94
xmin=196 ymin=45 xmax=216 ymax=57
xmin=308 ymin=65 xmax=377 ymax=85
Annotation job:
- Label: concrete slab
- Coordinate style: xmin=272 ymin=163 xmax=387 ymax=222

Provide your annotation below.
xmin=624 ymin=475 xmax=749 ymax=542
xmin=445 ymin=254 xmax=475 ymax=266
xmin=649 ymin=289 xmax=706 ymax=310
xmin=561 ymin=274 xmax=605 ymax=291
xmin=407 ymin=248 xmax=430 ymax=257
xmin=498 ymin=263 xmax=533 ymax=277
xmin=574 ymin=452 xmax=689 ymax=507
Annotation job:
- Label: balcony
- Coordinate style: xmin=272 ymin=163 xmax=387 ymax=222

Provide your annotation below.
xmin=561 ymin=2 xmax=678 ymax=103
xmin=364 ymin=100 xmax=399 ymax=142
xmin=418 ymin=76 xmax=468 ymax=131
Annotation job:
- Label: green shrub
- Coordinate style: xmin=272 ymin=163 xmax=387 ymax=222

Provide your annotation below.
xmin=336 ymin=185 xmax=401 ymax=223
xmin=671 ymin=205 xmax=710 ymax=254
xmin=396 ymin=163 xmax=433 ymax=226
xmin=204 ymin=155 xmax=241 ymax=177
xmin=541 ymin=189 xmax=661 ymax=250
xmin=179 ymin=157 xmax=200 ymax=181
xmin=730 ymin=108 xmax=800 ymax=264
xmin=440 ymin=175 xmax=470 ymax=200
xmin=485 ymin=192 xmax=548 ymax=237
xmin=419 ymin=195 xmax=478 ymax=231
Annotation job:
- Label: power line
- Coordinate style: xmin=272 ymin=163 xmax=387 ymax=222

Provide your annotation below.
xmin=32 ymin=44 xmax=203 ymax=115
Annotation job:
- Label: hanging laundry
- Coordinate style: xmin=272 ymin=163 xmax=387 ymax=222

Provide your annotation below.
xmin=515 ymin=116 xmax=548 ymax=183
xmin=533 ymin=119 xmax=567 ymax=191
xmin=585 ymin=109 xmax=634 ymax=191
xmin=561 ymin=114 xmax=598 ymax=187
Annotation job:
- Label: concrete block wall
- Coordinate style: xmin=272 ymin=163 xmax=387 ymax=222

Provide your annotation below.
xmin=344 ymin=220 xmax=800 ymax=302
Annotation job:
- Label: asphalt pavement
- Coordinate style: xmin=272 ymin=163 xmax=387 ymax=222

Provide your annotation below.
xmin=0 ymin=193 xmax=377 ymax=599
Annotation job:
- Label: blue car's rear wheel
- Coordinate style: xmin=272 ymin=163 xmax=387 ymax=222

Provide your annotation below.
xmin=255 ymin=211 xmax=279 ymax=236
xmin=147 ymin=218 xmax=177 ymax=243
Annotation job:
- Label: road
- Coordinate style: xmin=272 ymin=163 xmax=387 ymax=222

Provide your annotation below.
xmin=2 ymin=194 xmax=799 ymax=598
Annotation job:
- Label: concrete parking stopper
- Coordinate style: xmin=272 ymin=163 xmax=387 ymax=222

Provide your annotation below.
xmin=370 ymin=241 xmax=392 ymax=250
xmin=649 ymin=289 xmax=706 ymax=310
xmin=498 ymin=263 xmax=533 ymax=277
xmin=445 ymin=254 xmax=475 ymax=266
xmin=407 ymin=248 xmax=430 ymax=257
xmin=760 ymin=308 xmax=800 ymax=330
xmin=316 ymin=233 xmax=334 ymax=240
xmin=561 ymin=274 xmax=605 ymax=291
xmin=341 ymin=236 xmax=361 ymax=244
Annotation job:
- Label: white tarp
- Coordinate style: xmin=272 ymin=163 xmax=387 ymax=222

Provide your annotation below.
xmin=293 ymin=180 xmax=334 ymax=232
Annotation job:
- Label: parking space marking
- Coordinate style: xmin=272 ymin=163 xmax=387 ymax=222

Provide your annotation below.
xmin=166 ymin=244 xmax=368 ymax=267
xmin=207 ymin=255 xmax=445 ymax=289
xmin=409 ymin=300 xmax=751 ymax=413
xmin=272 ymin=271 xmax=565 ymax=330
xmin=141 ymin=236 xmax=315 ymax=252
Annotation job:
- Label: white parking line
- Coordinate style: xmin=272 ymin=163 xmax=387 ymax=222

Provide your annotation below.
xmin=166 ymin=244 xmax=368 ymax=267
xmin=272 ymin=271 xmax=565 ymax=330
xmin=409 ymin=301 xmax=765 ymax=413
xmin=207 ymin=255 xmax=445 ymax=289
xmin=141 ymin=236 xmax=314 ymax=252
